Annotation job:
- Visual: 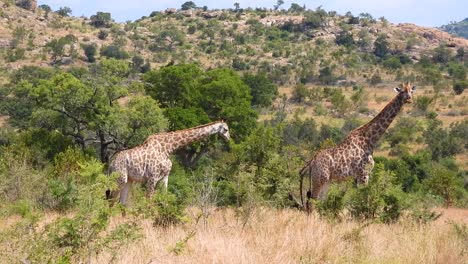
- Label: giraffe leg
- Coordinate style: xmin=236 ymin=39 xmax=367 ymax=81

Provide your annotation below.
xmin=146 ymin=177 xmax=157 ymax=199
xmin=108 ymin=170 xmax=127 ymax=207
xmin=119 ymin=181 xmax=132 ymax=205
xmin=306 ymin=182 xmax=324 ymax=213
xmin=357 ymin=155 xmax=374 ymax=185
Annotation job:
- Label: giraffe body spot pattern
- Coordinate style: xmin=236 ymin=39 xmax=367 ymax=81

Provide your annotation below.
xmin=300 ymin=83 xmax=415 ymax=211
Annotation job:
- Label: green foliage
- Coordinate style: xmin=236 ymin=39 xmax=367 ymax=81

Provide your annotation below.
xmin=181 ymin=1 xmax=197 ymax=10
xmin=382 ymin=57 xmax=402 ymax=69
xmin=45 ymin=35 xmax=76 ymax=63
xmin=432 ymin=45 xmax=452 ymax=64
xmin=291 ymin=83 xmax=309 ymax=103
xmin=5 ymin=47 xmax=25 ymax=62
xmin=242 ymin=73 xmax=278 ymax=107
xmin=145 ymin=64 xmax=257 ymax=141
xmin=38 ymin=4 xmax=51 ymax=15
xmin=335 ymin=30 xmax=355 ymax=48
xmin=318 ymin=65 xmax=336 ymax=84
xmin=100 ymin=45 xmax=130 ymax=59
xmin=422 ymin=163 xmax=465 ymax=207
xmin=56 ymin=6 xmax=72 ymax=17
xmin=81 ymin=43 xmax=97 ymax=62
xmin=5 ymin=61 xmax=167 ymax=162
xmin=346 ymin=163 xmax=405 ymax=223
xmin=90 ymin=12 xmax=112 ymax=28
xmin=98 ymin=29 xmax=109 ymax=40
xmin=453 ymin=80 xmax=467 ymax=95
xmin=0 ymin=145 xmax=48 ymax=206
xmin=133 ymin=191 xmax=188 ymax=227
xmin=424 ymin=118 xmax=464 ymax=160
xmin=413 ymin=95 xmax=434 ymax=113
xmin=440 ymin=18 xmax=468 ymax=39
xmin=316 ymin=184 xmax=346 ymax=221
xmin=303 ymin=9 xmax=327 ymax=29
xmin=373 ymin=34 xmax=389 ymax=59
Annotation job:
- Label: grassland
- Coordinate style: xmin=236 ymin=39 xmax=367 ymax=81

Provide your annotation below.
xmin=91 ymin=207 xmax=465 ymax=263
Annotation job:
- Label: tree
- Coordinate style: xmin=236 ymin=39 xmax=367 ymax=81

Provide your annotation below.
xmin=303 ymin=10 xmax=326 ymax=29
xmin=274 ymin=0 xmax=284 ymax=10
xmin=56 ymin=6 xmax=72 ymax=17
xmin=181 ymin=1 xmax=196 ymax=10
xmin=100 ymin=45 xmax=129 ymax=59
xmin=423 ymin=164 xmax=463 ymax=206
xmin=374 ymin=34 xmax=389 ymax=59
xmin=335 ymin=30 xmax=355 ymax=48
xmin=154 ymin=26 xmax=185 ymax=51
xmin=90 ymin=12 xmax=112 ymax=28
xmin=234 ymin=3 xmax=240 ymax=11
xmin=242 ymin=73 xmax=278 ymax=107
xmin=432 ymin=45 xmax=452 ymax=64
xmin=46 ymin=35 xmax=77 ymax=63
xmin=39 ymin=4 xmax=52 ymax=17
xmin=453 ymin=80 xmax=467 ymax=95
xmin=81 ymin=43 xmax=97 ymax=62
xmin=144 ymin=64 xmax=257 ymax=166
xmin=456 ymin=47 xmax=464 ymax=60
xmin=289 ymin=3 xmax=305 ymax=13
xmin=5 ymin=60 xmax=168 ymax=163
xmin=16 ymin=0 xmax=35 ymax=11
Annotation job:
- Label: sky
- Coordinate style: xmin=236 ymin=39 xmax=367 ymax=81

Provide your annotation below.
xmin=38 ymin=0 xmax=467 ymax=27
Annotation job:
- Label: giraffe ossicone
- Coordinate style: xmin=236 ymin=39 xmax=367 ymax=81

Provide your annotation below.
xmin=107 ymin=120 xmax=230 ymax=205
xmin=299 ymin=82 xmax=416 ymax=211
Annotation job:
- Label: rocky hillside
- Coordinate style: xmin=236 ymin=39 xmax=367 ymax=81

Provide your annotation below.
xmin=0 ymin=1 xmax=467 ymax=85
xmin=440 ymin=18 xmax=468 ymax=39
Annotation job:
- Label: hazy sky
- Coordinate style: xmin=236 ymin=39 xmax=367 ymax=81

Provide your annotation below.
xmin=38 ymin=0 xmax=467 ymax=27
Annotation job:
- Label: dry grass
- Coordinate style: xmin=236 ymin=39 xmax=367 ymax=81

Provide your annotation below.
xmin=91 ymin=207 xmax=467 ymax=264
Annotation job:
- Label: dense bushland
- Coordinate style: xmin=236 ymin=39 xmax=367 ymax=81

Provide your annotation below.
xmin=0 ymin=3 xmax=467 ymax=262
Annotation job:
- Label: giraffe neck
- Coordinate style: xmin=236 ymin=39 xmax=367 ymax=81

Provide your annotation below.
xmin=356 ymin=93 xmax=405 ymax=149
xmin=160 ymin=122 xmax=222 ymax=154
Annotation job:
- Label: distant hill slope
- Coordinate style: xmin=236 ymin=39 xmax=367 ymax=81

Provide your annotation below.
xmin=440 ymin=18 xmax=468 ymax=39
xmin=0 ymin=0 xmax=467 ymax=85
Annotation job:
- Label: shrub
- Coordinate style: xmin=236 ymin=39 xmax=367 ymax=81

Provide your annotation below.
xmin=369 ymin=73 xmax=382 ymax=85
xmin=98 ymin=30 xmax=109 ymax=40
xmin=383 ymin=57 xmax=402 ymax=69
xmin=335 ymin=31 xmax=355 ymax=48
xmin=242 ymin=73 xmax=278 ymax=107
xmin=422 ymin=163 xmax=465 ymax=207
xmin=100 ymin=45 xmax=129 ymax=59
xmin=291 ymin=83 xmax=309 ymax=103
xmin=81 ymin=43 xmax=97 ymax=62
xmin=452 ymin=80 xmax=467 ymax=95
xmin=56 ymin=6 xmax=72 ymax=17
xmin=346 ymin=163 xmax=405 ymax=223
xmin=316 ymin=184 xmax=346 ymax=221
xmin=90 ymin=12 xmax=112 ymax=28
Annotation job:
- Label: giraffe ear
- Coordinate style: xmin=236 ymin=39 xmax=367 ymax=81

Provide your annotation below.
xmin=394 ymin=87 xmax=402 ymax=93
xmin=411 ymin=86 xmax=416 ymax=92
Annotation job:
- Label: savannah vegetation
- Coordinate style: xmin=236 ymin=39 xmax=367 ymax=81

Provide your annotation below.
xmin=0 ymin=1 xmax=467 ymax=263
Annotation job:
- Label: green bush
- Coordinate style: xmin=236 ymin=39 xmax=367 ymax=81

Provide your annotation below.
xmin=346 ymin=163 xmax=405 ymax=223
xmin=316 ymin=184 xmax=346 ymax=221
xmin=383 ymin=56 xmax=402 ymax=69
xmin=452 ymin=80 xmax=467 ymax=95
xmin=100 ymin=45 xmax=129 ymax=59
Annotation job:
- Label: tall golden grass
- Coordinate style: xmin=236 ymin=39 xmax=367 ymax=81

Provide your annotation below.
xmin=92 ymin=207 xmax=467 ymax=264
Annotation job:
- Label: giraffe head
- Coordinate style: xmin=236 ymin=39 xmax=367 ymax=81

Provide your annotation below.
xmin=394 ymin=82 xmax=416 ymax=103
xmin=216 ymin=120 xmax=230 ymax=141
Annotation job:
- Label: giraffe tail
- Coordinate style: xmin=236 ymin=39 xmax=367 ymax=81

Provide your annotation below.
xmin=299 ymin=165 xmax=308 ymax=210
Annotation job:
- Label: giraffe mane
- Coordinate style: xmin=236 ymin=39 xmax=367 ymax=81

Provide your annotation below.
xmin=162 ymin=120 xmax=225 ymax=135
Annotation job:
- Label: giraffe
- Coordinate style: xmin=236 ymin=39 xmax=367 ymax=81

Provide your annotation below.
xmin=107 ymin=120 xmax=230 ymax=205
xmin=299 ymin=82 xmax=416 ymax=211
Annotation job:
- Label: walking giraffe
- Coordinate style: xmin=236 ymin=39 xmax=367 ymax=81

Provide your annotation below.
xmin=107 ymin=121 xmax=230 ymax=205
xmin=299 ymin=82 xmax=416 ymax=211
